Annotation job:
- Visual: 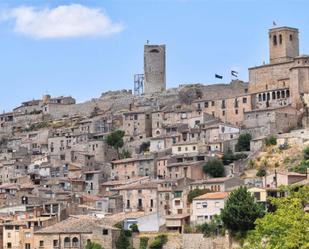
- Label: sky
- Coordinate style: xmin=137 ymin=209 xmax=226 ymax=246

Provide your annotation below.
xmin=0 ymin=0 xmax=309 ymax=112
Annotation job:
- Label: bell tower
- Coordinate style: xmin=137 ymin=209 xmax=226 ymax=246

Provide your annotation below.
xmin=269 ymin=26 xmax=299 ymax=64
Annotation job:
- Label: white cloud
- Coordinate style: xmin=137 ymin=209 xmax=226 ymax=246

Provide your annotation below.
xmin=2 ymin=4 xmax=124 ymax=39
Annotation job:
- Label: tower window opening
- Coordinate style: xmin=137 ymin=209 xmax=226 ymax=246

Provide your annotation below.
xmin=262 ymin=93 xmax=266 ymax=101
xmin=273 ymin=35 xmax=277 ymax=46
xmin=290 ymin=34 xmax=293 ymax=41
xmin=279 ymin=34 xmax=282 ymax=44
xmin=272 ymin=92 xmax=276 ymax=99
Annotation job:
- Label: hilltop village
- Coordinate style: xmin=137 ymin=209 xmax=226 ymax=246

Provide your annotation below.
xmin=1 ymin=26 xmax=309 ymax=249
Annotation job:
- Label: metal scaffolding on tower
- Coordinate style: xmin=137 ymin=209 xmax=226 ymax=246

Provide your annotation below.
xmin=134 ymin=74 xmax=144 ymax=95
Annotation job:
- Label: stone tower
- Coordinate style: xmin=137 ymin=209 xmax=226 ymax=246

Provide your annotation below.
xmin=269 ymin=26 xmax=299 ymax=64
xmin=144 ymin=44 xmax=166 ymax=94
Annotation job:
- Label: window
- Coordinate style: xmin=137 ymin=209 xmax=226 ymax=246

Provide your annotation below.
xmin=281 ymin=90 xmax=285 ymax=98
xmin=7 ymin=243 xmax=12 ymax=249
xmin=138 ymin=189 xmax=142 ymax=194
xmin=279 ymin=34 xmax=282 ymax=44
xmin=272 ymin=91 xmax=276 ymax=99
xmin=150 ymin=199 xmax=154 ymax=208
xmin=72 ymin=238 xmax=79 ymax=247
xmin=221 ymin=100 xmax=226 ymax=109
xmin=286 ymin=90 xmax=290 ymax=98
xmin=53 ymin=240 xmax=59 ymax=247
xmin=204 ymin=101 xmax=209 ymax=108
xmin=258 ymin=94 xmax=262 ymax=102
xmin=254 ymin=192 xmax=261 ymax=201
xmin=175 ymin=200 xmax=181 ymax=206
xmin=242 ymin=97 xmax=247 ymax=104
xmin=273 ymin=35 xmax=277 ymax=45
xmin=64 ymin=237 xmax=70 ymax=248
xmin=290 ymin=34 xmax=293 ymax=41
xmin=138 ymin=199 xmax=143 ymax=208
xmin=178 ymin=147 xmax=181 ymax=152
xmin=127 ymin=200 xmax=130 ymax=209
xmin=211 ymin=101 xmax=215 ymax=106
xmin=102 ymin=229 xmax=109 ymax=235
xmin=7 ymin=232 xmax=11 ymax=238
xmin=222 ymin=110 xmax=225 ymax=116
xmin=193 ymin=146 xmax=196 ymax=151
xmin=235 ymin=109 xmax=238 ymax=114
xmin=39 ymin=241 xmax=44 ymax=247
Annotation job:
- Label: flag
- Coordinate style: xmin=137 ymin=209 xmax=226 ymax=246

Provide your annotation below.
xmin=231 ymin=70 xmax=238 ymax=77
xmin=215 ymin=74 xmax=223 ymax=79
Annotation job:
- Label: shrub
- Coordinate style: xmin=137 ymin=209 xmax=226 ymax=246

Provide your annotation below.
xmin=222 ymin=151 xmax=248 ymax=165
xmin=265 ymin=135 xmax=277 ymax=146
xmin=139 ymin=237 xmax=149 ymax=249
xmin=140 ymin=141 xmax=150 ymax=153
xmin=203 ymin=159 xmax=225 ymax=177
xmin=130 ymin=223 xmax=139 ymax=233
xmin=279 ymin=143 xmax=289 ymax=150
xmin=293 ymin=160 xmax=309 ymax=174
xmin=256 ymin=168 xmax=266 ymax=177
xmin=236 ymin=133 xmax=252 ymax=152
xmin=148 ymin=234 xmax=168 ymax=249
xmin=304 ymin=147 xmax=309 ymax=160
xmin=196 ymin=215 xmax=224 ymax=237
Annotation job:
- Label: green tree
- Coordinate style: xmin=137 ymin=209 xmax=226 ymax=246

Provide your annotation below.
xmin=196 ymin=215 xmax=224 ymax=237
xmin=106 ymin=130 xmax=125 ymax=159
xmin=116 ymin=230 xmax=130 ymax=249
xmin=236 ymin=133 xmax=252 ymax=152
xmin=293 ymin=159 xmax=309 ymax=174
xmin=85 ymin=241 xmax=104 ymax=249
xmin=221 ymin=186 xmax=264 ymax=238
xmin=140 ymin=141 xmax=150 ymax=153
xmin=139 ymin=237 xmax=149 ymax=249
xmin=243 ymin=186 xmax=309 ymax=249
xmin=203 ymin=159 xmax=225 ymax=177
xmin=256 ymin=168 xmax=266 ymax=177
xmin=188 ymin=188 xmax=210 ymax=203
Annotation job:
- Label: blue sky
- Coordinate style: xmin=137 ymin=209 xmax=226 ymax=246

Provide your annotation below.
xmin=0 ymin=0 xmax=308 ymax=111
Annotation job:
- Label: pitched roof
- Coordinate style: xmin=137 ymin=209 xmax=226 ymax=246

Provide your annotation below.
xmin=194 ymin=192 xmax=229 ymax=200
xmin=35 ymin=216 xmax=118 ymax=234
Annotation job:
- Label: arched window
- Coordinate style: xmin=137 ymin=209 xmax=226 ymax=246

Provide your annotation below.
xmin=273 ymin=35 xmax=277 ymax=45
xmin=279 ymin=34 xmax=282 ymax=44
xmin=277 ymin=91 xmax=281 ymax=99
xmin=286 ymin=90 xmax=290 ymax=98
xmin=258 ymin=94 xmax=262 ymax=102
xmin=290 ymin=34 xmax=293 ymax=41
xmin=149 ymin=49 xmax=159 ymax=53
xmin=262 ymin=93 xmax=266 ymax=101
xmin=267 ymin=92 xmax=270 ymax=100
xmin=72 ymin=238 xmax=79 ymax=247
xmin=64 ymin=237 xmax=70 ymax=248
xmin=281 ymin=90 xmax=285 ymax=98
xmin=272 ymin=92 xmax=276 ymax=99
